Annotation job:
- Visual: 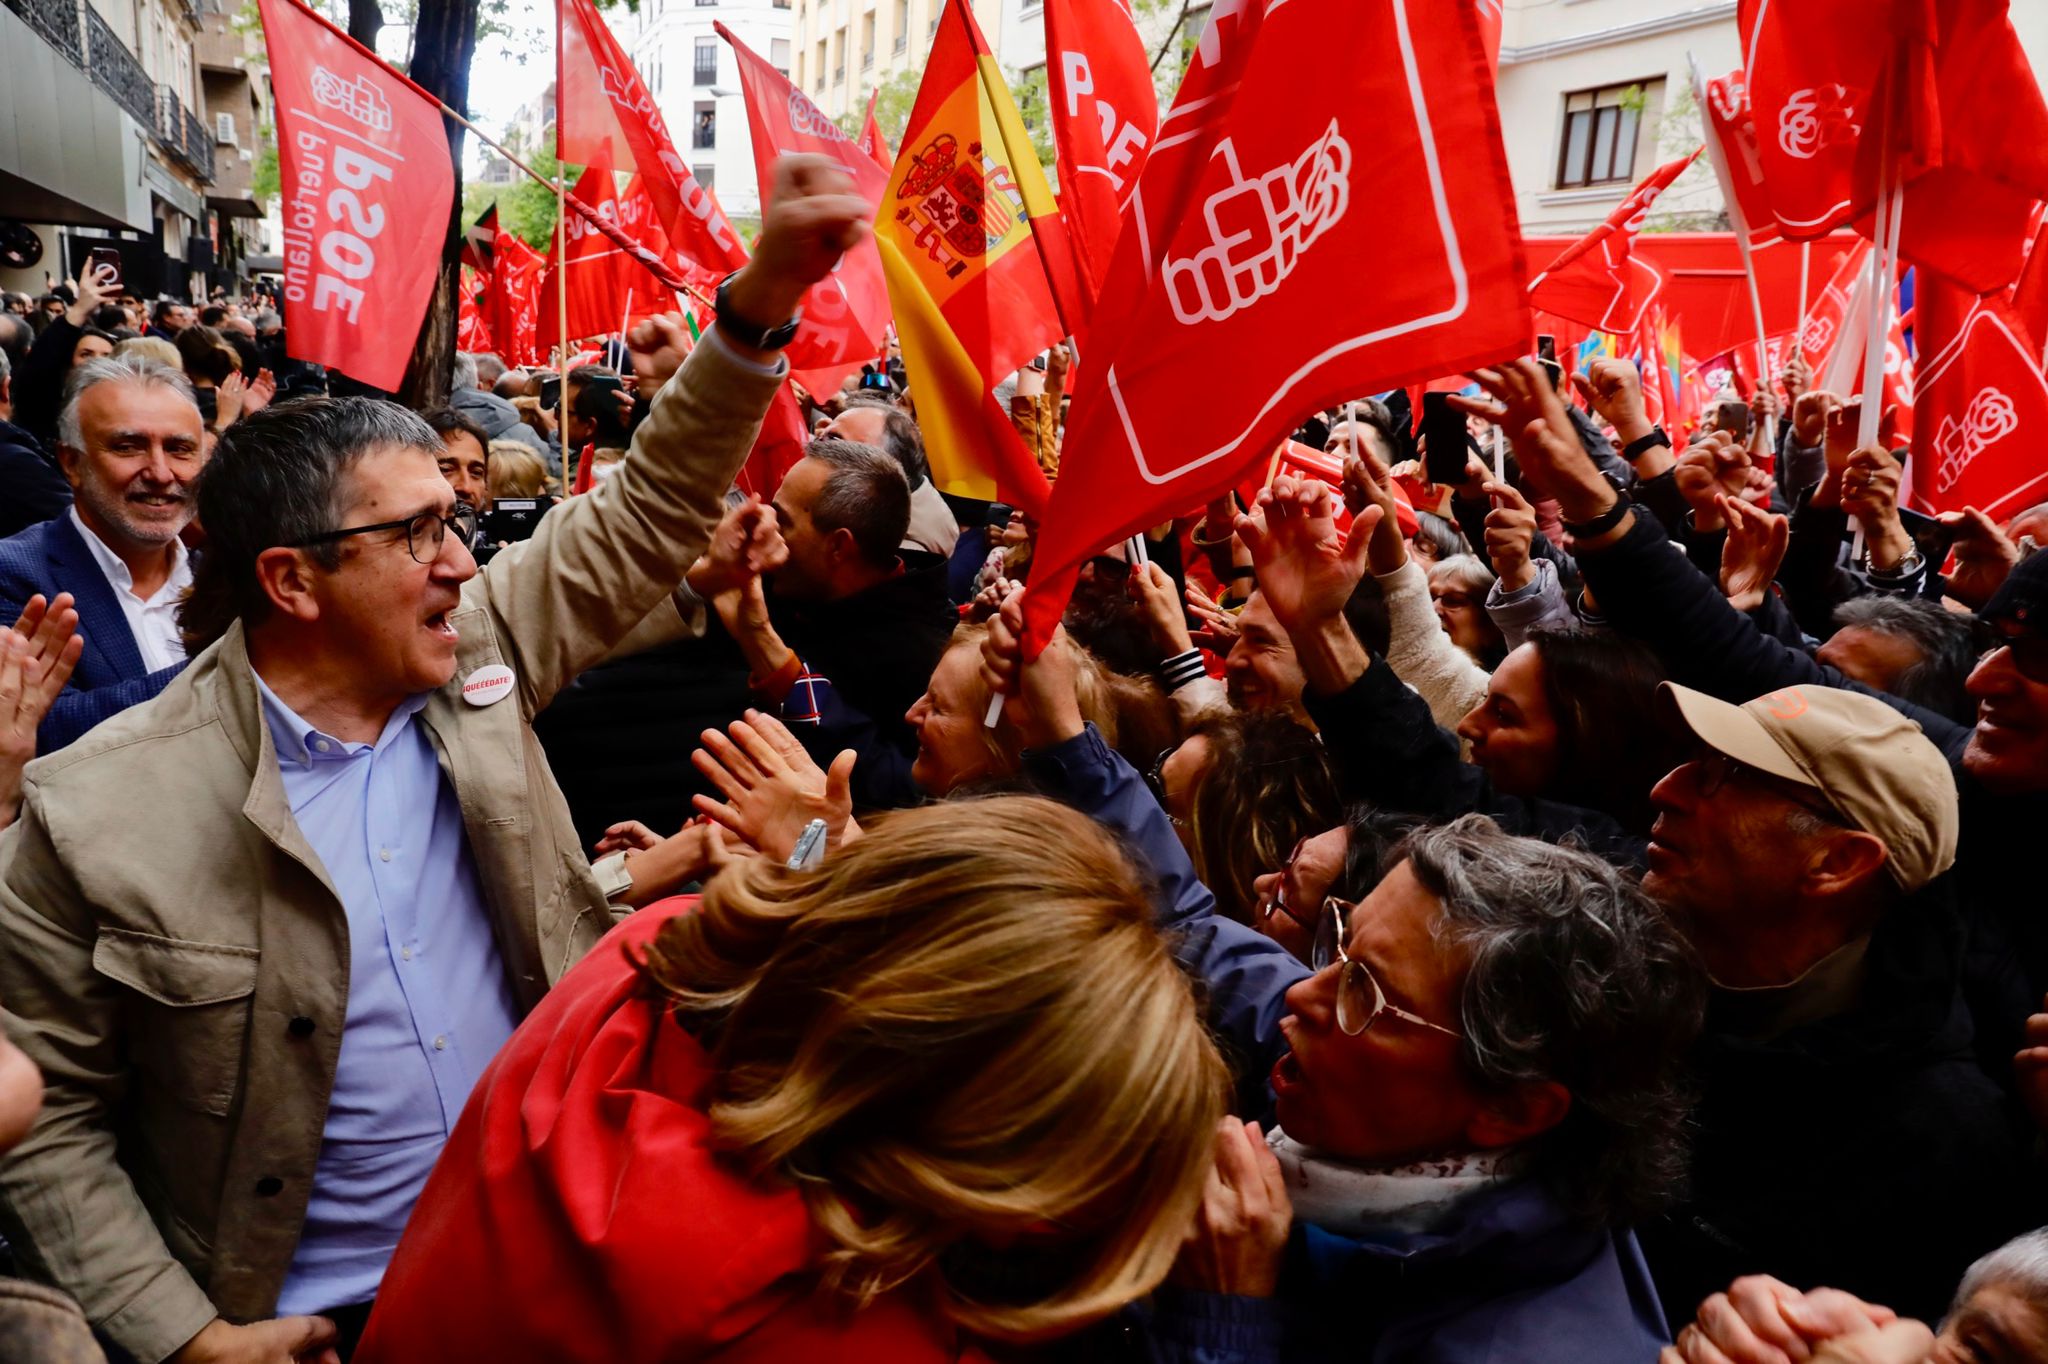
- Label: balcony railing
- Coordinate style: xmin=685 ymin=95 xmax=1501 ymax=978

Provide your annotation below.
xmin=5 ymin=0 xmax=83 ymax=65
xmin=155 ymin=83 xmax=216 ymax=181
xmin=893 ymin=33 xmax=905 ymax=52
xmin=86 ymin=8 xmax=156 ymax=127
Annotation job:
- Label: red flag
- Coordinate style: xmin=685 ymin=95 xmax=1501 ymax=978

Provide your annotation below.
xmin=558 ymin=0 xmax=749 ymax=285
xmin=1042 ymin=0 xmax=1158 ymax=321
xmin=1474 ymin=0 xmax=1502 ymax=70
xmin=1023 ymin=0 xmax=1531 ymax=646
xmin=737 ymin=382 xmax=812 ymax=500
xmin=1910 ymin=281 xmax=2048 ymax=518
xmin=1797 ymin=241 xmax=1874 ymax=374
xmin=716 ymin=23 xmax=893 ymax=369
xmin=2007 ymin=209 xmax=2048 ymax=366
xmin=1741 ymin=0 xmax=2048 ymax=292
xmin=485 ymin=231 xmax=545 ymax=367
xmin=1528 ymin=152 xmax=1696 ymax=335
xmin=462 ymin=205 xmax=498 ymax=275
xmin=258 ymin=0 xmax=453 ymax=391
xmin=457 ymin=266 xmax=492 ymax=353
xmin=540 ymin=163 xmax=679 ymax=351
xmin=857 ymin=91 xmax=893 ymax=173
xmin=1700 ymin=71 xmax=1781 ymax=246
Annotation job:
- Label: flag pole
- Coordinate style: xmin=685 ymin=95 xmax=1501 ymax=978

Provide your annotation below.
xmin=1689 ymin=54 xmax=1774 ymax=452
xmin=1850 ymin=70 xmax=1903 ymax=559
xmin=1796 ymin=242 xmax=1813 ymax=347
xmin=557 ymin=174 xmax=573 ymax=489
xmin=619 ymin=285 xmax=634 ymax=354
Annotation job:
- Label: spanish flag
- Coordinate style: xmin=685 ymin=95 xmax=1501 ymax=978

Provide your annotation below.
xmin=876 ymin=0 xmax=1076 ymax=512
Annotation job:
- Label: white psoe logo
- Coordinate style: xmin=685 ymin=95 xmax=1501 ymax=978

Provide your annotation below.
xmin=311 ymin=67 xmax=392 ymax=133
xmin=1163 ymin=120 xmax=1351 ymax=326
xmin=1777 ymin=85 xmax=1857 ymax=161
xmin=1935 ymin=388 xmax=2020 ymax=492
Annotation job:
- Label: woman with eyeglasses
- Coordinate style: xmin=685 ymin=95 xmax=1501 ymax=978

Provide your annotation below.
xmin=968 ymin=594 xmax=1709 ymax=1363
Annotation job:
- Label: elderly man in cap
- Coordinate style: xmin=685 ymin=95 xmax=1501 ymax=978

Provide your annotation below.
xmin=1636 ymin=681 xmax=2039 ymax=1328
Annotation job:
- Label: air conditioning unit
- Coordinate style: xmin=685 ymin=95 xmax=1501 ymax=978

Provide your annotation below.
xmin=214 ymin=111 xmax=237 ymax=145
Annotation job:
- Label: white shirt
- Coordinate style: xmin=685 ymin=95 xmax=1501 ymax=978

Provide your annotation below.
xmin=68 ymin=507 xmax=192 ymax=673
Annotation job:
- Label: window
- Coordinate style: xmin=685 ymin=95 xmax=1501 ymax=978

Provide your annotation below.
xmin=694 ymin=164 xmax=716 ymax=191
xmin=696 ymin=0 xmax=716 ymax=7
xmin=214 ymin=110 xmax=236 ymax=144
xmin=694 ymin=36 xmax=718 ymax=84
xmin=833 ymin=26 xmax=846 ymax=81
xmin=860 ymin=13 xmax=873 ymax=68
xmin=771 ymin=37 xmax=791 ymax=74
xmin=893 ymin=0 xmax=907 ymax=50
xmin=1555 ymin=82 xmax=1653 ymax=189
xmin=774 ymin=0 xmax=790 ymax=8
xmin=694 ymin=101 xmax=716 ymax=149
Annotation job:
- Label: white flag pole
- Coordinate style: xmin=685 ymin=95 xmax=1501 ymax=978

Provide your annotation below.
xmin=1690 ymin=53 xmax=1776 ymax=453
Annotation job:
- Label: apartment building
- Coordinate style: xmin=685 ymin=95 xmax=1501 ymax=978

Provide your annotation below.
xmin=627 ymin=0 xmax=797 ymax=218
xmin=0 ymin=0 xmax=219 ymax=297
xmin=788 ymin=0 xmax=1002 ymax=123
xmin=196 ymin=0 xmax=272 ymax=285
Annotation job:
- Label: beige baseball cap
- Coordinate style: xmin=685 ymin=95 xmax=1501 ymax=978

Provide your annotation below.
xmin=1658 ymin=682 xmax=1959 ymax=893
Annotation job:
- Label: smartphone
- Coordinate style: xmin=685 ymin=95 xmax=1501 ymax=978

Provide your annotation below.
xmin=480 ymin=497 xmax=546 ymax=546
xmin=1536 ymin=334 xmax=1558 ymax=364
xmin=87 ymin=246 xmax=122 ymax=289
xmin=572 ymin=373 xmax=627 ymax=419
xmin=1422 ymin=392 xmax=1469 ymax=486
xmin=538 ymin=375 xmax=561 ymax=410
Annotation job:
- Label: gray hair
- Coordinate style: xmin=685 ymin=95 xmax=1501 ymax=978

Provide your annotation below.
xmin=254 ymin=310 xmax=282 ymax=332
xmin=179 ymin=396 xmax=440 ymax=654
xmin=1399 ymin=814 xmax=1706 ymax=1226
xmin=1949 ymin=1229 xmax=2048 ymax=1326
xmin=842 ymin=394 xmax=931 ymax=489
xmin=472 ymin=352 xmax=506 ymax=386
xmin=0 ymin=341 xmax=10 ymax=384
xmin=56 ymin=353 xmax=198 ymax=450
xmin=1831 ymin=595 xmax=1978 ymax=722
xmin=452 ymin=351 xmax=479 ymax=392
xmin=1429 ymin=552 xmax=1496 ymax=598
xmin=804 ymin=438 xmax=910 ymax=569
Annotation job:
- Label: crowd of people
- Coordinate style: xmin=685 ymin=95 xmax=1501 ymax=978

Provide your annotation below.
xmin=0 ymin=153 xmax=2045 ymax=1364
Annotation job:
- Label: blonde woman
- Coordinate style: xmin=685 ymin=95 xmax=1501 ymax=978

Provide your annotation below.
xmin=485 ymin=440 xmax=550 ymax=501
xmin=355 ymin=798 xmax=1226 ymax=1361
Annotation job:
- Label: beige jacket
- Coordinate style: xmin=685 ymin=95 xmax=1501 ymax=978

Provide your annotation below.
xmin=0 ymin=338 xmax=779 ymax=1363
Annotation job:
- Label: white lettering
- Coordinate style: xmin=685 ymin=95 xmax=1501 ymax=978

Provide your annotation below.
xmin=312 ymin=275 xmax=367 ymax=323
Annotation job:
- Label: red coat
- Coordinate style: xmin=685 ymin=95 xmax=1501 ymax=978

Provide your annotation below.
xmin=355 ymin=899 xmax=988 ymax=1363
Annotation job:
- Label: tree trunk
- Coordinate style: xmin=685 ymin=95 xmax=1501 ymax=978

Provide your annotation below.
xmin=395 ymin=0 xmax=480 ymax=409
xmin=345 ymin=0 xmax=382 ymax=54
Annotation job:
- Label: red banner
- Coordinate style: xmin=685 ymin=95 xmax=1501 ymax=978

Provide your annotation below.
xmin=259 ymin=0 xmax=453 ymax=391
xmin=1474 ymin=0 xmax=1502 ymax=69
xmin=1797 ymin=240 xmax=1873 ymax=375
xmin=1910 ymin=285 xmax=2047 ymax=519
xmin=558 ymin=0 xmax=749 ymax=287
xmin=1700 ymin=71 xmax=1780 ymax=246
xmin=1023 ymin=0 xmax=1530 ymax=646
xmin=457 ymin=266 xmax=491 ymax=353
xmin=540 ymin=163 xmax=678 ymax=350
xmin=1042 ymin=0 xmax=1158 ymax=324
xmin=486 ymin=231 xmax=545 ymax=367
xmin=716 ymin=22 xmax=893 ymax=369
xmin=857 ymin=90 xmax=893 ymax=174
xmin=1527 ymin=152 xmax=1696 ymax=335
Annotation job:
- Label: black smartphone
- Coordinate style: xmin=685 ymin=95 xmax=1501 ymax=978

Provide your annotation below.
xmin=539 ymin=375 xmax=562 ymax=410
xmin=572 ymin=373 xmax=627 ymax=418
xmin=1535 ymin=334 xmax=1565 ymax=390
xmin=1422 ymin=392 xmax=1469 ymax=486
xmin=480 ymin=497 xmax=546 ymax=546
xmin=87 ymin=246 xmax=122 ymax=289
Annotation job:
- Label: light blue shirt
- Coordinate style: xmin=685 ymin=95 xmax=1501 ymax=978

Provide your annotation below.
xmin=256 ymin=676 xmax=522 ymax=1315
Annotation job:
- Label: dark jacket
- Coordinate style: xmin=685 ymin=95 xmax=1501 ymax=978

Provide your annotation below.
xmin=17 ymin=315 xmax=81 ymax=450
xmin=0 ymin=514 xmax=183 ymax=750
xmin=1639 ymin=893 xmax=2042 ymax=1324
xmin=0 ymin=422 xmax=70 ymax=539
xmin=1138 ymin=1180 xmax=1669 ymax=1364
xmin=1302 ymin=660 xmax=1646 ymax=870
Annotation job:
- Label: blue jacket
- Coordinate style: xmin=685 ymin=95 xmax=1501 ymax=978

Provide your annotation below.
xmin=0 ymin=514 xmax=185 ymax=751
xmin=1136 ymin=1181 xmax=1668 ymax=1364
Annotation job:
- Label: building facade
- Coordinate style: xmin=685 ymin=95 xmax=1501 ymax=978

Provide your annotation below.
xmin=196 ymin=0 xmax=272 ymax=287
xmin=627 ymin=0 xmax=796 ymax=219
xmin=787 ymin=0 xmax=1001 ymax=123
xmin=1 ymin=0 xmax=220 ymax=299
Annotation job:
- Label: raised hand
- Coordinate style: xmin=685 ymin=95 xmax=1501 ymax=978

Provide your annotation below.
xmin=1184 ymin=579 xmax=1241 ymax=654
xmin=687 ymin=496 xmax=787 ymax=600
xmin=214 ymin=372 xmax=247 ymax=432
xmin=1130 ymin=561 xmax=1195 ymax=658
xmin=1839 ymin=446 xmax=1902 ymax=526
xmin=1169 ymin=1119 xmax=1292 ymax=1298
xmin=732 ymin=154 xmax=875 ymax=325
xmin=1340 ymin=444 xmax=1410 ymax=576
xmin=245 ymin=368 xmax=277 ymax=416
xmin=2 ymin=594 xmax=83 ymax=831
xmin=1675 ymin=430 xmax=1754 ymax=531
xmin=1453 ymin=359 xmax=1607 ymax=519
xmin=980 ymin=589 xmax=1086 ymax=749
xmin=66 ymin=261 xmax=117 ymax=328
xmin=1569 ymin=356 xmax=1651 ymax=443
xmin=1792 ymin=388 xmax=1841 ymax=448
xmin=593 ymin=820 xmax=663 ymax=856
xmin=626 ymin=313 xmax=694 ymax=392
xmin=690 ymin=710 xmax=856 ymax=862
xmin=2016 ymin=994 xmax=2048 ymax=1139
xmin=1481 ymin=480 xmax=1539 ymax=593
xmin=1937 ymin=506 xmax=2020 ymax=610
xmin=1718 ymin=495 xmax=1791 ymax=613
xmin=1782 ymin=354 xmax=1812 ymax=403
xmin=1231 ymin=475 xmax=1377 ymax=637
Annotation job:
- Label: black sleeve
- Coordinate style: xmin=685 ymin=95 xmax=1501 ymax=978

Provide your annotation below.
xmin=1746 ymin=587 xmax=1810 ymax=653
xmin=1576 ymin=507 xmax=1972 ymax=761
xmin=18 ymin=318 xmax=82 ymax=447
xmin=1303 ymin=663 xmax=1646 ymax=868
xmin=1627 ymin=467 xmax=1692 ymax=542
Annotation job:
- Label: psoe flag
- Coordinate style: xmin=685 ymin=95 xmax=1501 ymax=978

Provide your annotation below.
xmin=875 ymin=0 xmax=1072 ymax=510
xmin=1022 ymin=0 xmax=1530 ymax=648
xmin=259 ymin=0 xmax=453 ymax=390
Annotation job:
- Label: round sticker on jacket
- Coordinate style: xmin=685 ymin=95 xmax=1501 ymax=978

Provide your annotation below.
xmin=461 ymin=664 xmax=516 ymax=707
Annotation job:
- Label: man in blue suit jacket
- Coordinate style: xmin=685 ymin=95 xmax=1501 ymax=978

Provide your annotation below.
xmin=0 ymin=353 xmax=202 ymax=751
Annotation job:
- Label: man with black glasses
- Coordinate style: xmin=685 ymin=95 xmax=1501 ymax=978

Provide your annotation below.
xmin=0 ymin=157 xmax=872 ymax=1364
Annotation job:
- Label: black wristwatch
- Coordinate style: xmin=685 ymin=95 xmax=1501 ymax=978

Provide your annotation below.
xmin=713 ymin=271 xmax=802 ymax=351
xmin=1623 ymin=425 xmax=1671 ymax=461
xmin=1562 ymin=496 xmax=1631 ymax=540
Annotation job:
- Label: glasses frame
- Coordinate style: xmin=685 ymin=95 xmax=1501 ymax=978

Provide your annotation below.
xmin=1145 ymin=747 xmax=1187 ymax=829
xmin=1314 ymin=897 xmax=1463 ymax=1040
xmin=291 ymin=505 xmax=479 ymax=566
xmin=1256 ymin=838 xmax=1313 ymax=933
xmin=1692 ymin=751 xmax=1841 ymax=823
